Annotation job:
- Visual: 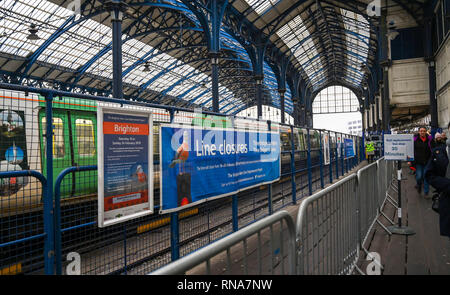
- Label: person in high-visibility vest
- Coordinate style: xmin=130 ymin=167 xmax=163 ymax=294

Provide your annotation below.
xmin=365 ymin=140 xmax=375 ymax=163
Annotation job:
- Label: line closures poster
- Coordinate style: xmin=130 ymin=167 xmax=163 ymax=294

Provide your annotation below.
xmin=97 ymin=106 xmax=153 ymax=227
xmin=160 ymin=125 xmax=280 ymax=213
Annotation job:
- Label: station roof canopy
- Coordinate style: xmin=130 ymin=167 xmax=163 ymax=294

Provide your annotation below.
xmin=0 ymin=0 xmax=427 ymax=115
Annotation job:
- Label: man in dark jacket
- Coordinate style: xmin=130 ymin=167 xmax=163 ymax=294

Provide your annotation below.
xmin=409 ymin=127 xmax=432 ymax=196
xmin=425 ymin=125 xmax=450 ymax=238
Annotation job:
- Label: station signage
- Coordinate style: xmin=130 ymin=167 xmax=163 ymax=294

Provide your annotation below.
xmin=323 ymin=133 xmax=330 ymax=165
xmin=159 ymin=125 xmax=280 ymax=213
xmin=384 ymin=134 xmax=414 ymax=161
xmin=97 ymin=106 xmax=153 ymax=227
xmin=337 ymin=136 xmax=342 ymax=158
xmin=344 ymin=138 xmax=355 ymax=158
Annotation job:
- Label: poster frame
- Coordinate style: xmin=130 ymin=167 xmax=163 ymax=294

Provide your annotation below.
xmin=323 ymin=132 xmax=330 ymax=165
xmin=159 ymin=123 xmax=281 ymax=214
xmin=97 ymin=106 xmax=154 ymax=228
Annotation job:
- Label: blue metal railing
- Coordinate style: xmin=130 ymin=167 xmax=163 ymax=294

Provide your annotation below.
xmin=0 ymin=82 xmax=367 ymax=275
xmin=54 ymin=165 xmax=97 ymax=275
xmin=0 ymin=170 xmax=49 ymax=273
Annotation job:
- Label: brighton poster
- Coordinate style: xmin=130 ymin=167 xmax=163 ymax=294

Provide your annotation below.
xmin=97 ymin=106 xmax=153 ymax=227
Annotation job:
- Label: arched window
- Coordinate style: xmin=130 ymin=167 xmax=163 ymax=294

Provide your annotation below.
xmin=312 ymin=85 xmax=359 ymax=114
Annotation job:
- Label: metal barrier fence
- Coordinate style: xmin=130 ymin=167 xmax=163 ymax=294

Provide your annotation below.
xmin=296 ymin=174 xmax=359 ymax=275
xmin=0 ymin=83 xmax=363 ymax=275
xmin=296 ymin=158 xmax=395 ymax=275
xmin=150 ymin=158 xmax=395 ymax=275
xmin=150 ymin=210 xmax=296 ymax=275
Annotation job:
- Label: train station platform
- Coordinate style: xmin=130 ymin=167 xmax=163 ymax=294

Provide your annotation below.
xmin=156 ymin=160 xmax=369 ymax=275
xmin=186 ymin=161 xmax=368 ymax=276
xmin=357 ymin=165 xmax=450 ymax=275
xmin=151 ymin=159 xmax=450 ymax=276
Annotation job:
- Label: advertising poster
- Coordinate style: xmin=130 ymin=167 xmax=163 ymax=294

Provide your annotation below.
xmin=323 ymin=133 xmax=330 ymax=165
xmin=160 ymin=125 xmax=280 ymax=213
xmin=0 ymin=109 xmax=28 ymax=196
xmin=337 ymin=136 xmax=342 ymax=158
xmin=98 ymin=107 xmax=153 ymax=227
xmin=344 ymin=138 xmax=355 ymax=158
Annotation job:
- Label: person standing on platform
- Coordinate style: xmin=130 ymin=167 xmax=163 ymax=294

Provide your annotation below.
xmin=425 ymin=122 xmax=450 ymax=239
xmin=365 ymin=138 xmax=375 ymax=163
xmin=409 ymin=127 xmax=433 ymax=197
xmin=432 ymin=132 xmax=447 ymax=149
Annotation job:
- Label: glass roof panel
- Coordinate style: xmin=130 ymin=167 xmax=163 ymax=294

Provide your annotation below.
xmin=340 ymin=8 xmax=370 ymax=86
xmin=0 ymin=0 xmax=290 ymax=113
xmin=276 ymin=15 xmax=325 ymax=91
xmin=243 ymin=0 xmax=280 ymax=15
xmin=0 ymin=0 xmax=71 ymax=57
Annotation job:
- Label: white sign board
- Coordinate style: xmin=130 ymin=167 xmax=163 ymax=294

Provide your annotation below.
xmin=323 ymin=133 xmax=330 ymax=165
xmin=97 ymin=106 xmax=154 ymax=227
xmin=384 ymin=134 xmax=414 ymax=161
xmin=337 ymin=136 xmax=342 ymax=158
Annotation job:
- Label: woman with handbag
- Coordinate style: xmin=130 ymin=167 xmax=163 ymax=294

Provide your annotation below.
xmin=425 ymin=123 xmax=450 ymax=239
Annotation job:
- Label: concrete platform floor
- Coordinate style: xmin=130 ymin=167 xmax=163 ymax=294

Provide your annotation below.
xmin=357 ymin=165 xmax=450 ymax=275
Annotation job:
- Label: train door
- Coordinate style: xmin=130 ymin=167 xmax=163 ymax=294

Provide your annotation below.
xmin=39 ymin=110 xmax=72 ymax=196
xmin=70 ymin=111 xmax=97 ymax=196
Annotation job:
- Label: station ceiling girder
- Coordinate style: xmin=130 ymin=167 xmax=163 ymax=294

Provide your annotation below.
xmin=0 ymin=0 xmax=428 ymax=119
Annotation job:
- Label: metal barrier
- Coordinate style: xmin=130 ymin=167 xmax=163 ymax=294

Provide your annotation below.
xmin=357 ymin=162 xmax=379 ymax=250
xmin=150 ymin=157 xmax=394 ymax=276
xmin=296 ymin=174 xmax=359 ymax=275
xmin=150 ymin=210 xmax=296 ymax=275
xmin=0 ymin=170 xmax=49 ymax=274
xmin=295 ymin=157 xmax=395 ymax=275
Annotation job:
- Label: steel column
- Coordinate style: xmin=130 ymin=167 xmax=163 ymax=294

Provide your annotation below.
xmin=319 ymin=130 xmax=324 ymax=189
xmin=428 ymin=62 xmax=438 ymax=135
xmin=279 ymin=89 xmax=286 ymax=124
xmin=110 ymin=1 xmax=124 ymax=99
xmin=255 ymin=77 xmax=263 ymax=118
xmin=290 ymin=125 xmax=297 ymax=204
xmin=44 ymin=93 xmax=55 ymax=275
xmin=307 ymin=129 xmax=312 ymax=195
xmin=211 ymin=55 xmax=220 ymax=112
xmin=380 ymin=8 xmax=390 ymax=132
xmin=232 ymin=195 xmax=239 ymax=232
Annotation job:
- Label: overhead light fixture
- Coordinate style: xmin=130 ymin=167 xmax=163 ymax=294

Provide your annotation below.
xmin=142 ymin=62 xmax=150 ymax=72
xmin=27 ymin=24 xmax=40 ymax=41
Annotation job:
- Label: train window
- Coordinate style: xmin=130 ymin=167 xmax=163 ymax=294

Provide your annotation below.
xmin=75 ymin=119 xmax=95 ymax=156
xmin=280 ymin=133 xmax=291 ymax=150
xmin=293 ymin=132 xmax=300 ymax=150
xmin=309 ymin=131 xmax=319 ymax=149
xmin=298 ymin=134 xmax=303 ymax=151
xmin=42 ymin=117 xmax=65 ymax=158
xmin=296 ymin=130 xmax=306 ymax=151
